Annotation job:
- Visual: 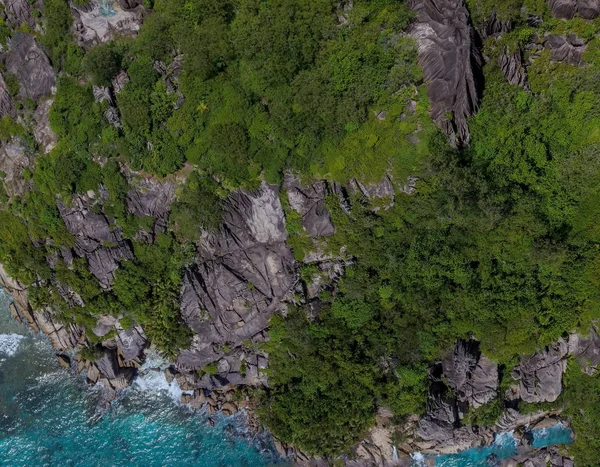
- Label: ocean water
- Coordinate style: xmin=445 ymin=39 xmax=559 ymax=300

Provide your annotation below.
xmin=0 ymin=290 xmax=281 ymax=466
xmin=530 ymin=422 xmax=574 ymax=449
xmin=433 ymin=431 xmax=518 ymax=467
xmin=430 ymin=421 xmax=574 ymax=466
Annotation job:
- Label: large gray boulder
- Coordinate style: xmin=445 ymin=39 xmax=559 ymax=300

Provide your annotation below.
xmin=283 ymin=174 xmax=335 ymax=237
xmin=126 ymin=177 xmax=176 ymax=233
xmin=58 ymin=196 xmax=133 ymax=287
xmin=177 ymin=183 xmax=295 ymax=372
xmin=1 ymin=0 xmax=37 ymax=27
xmin=543 ymin=34 xmax=587 ymax=66
xmin=571 ymin=326 xmax=600 ymax=375
xmin=442 ymin=340 xmax=499 ymax=410
xmin=503 ymin=445 xmax=574 ymax=467
xmin=511 ymin=338 xmax=569 ymax=403
xmin=408 ymin=0 xmax=484 ymax=146
xmin=95 ymin=348 xmax=120 ymax=379
xmin=6 ymin=33 xmax=56 ymax=100
xmin=548 ymin=0 xmax=600 ymax=19
xmin=116 ymin=324 xmax=147 ymax=362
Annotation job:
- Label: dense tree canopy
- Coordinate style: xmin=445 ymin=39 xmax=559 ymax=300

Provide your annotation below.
xmin=1 ymin=0 xmax=600 ymax=461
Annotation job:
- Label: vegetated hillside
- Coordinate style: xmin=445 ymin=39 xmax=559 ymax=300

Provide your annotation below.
xmin=1 ymin=0 xmax=600 ymax=462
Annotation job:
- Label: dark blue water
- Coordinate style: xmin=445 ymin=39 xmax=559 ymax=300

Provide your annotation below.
xmin=0 ymin=290 xmax=280 ymax=466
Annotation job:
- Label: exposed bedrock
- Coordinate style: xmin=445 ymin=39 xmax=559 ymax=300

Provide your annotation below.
xmin=0 ymin=73 xmax=15 ymax=118
xmin=6 ymin=33 xmax=56 ymax=101
xmin=502 ymin=445 xmax=574 ymax=467
xmin=548 ymin=0 xmax=600 ymax=19
xmin=480 ymin=11 xmax=513 ymax=39
xmin=408 ymin=0 xmax=484 ymax=146
xmin=442 ymin=339 xmax=499 ymax=410
xmin=58 ymin=195 xmax=133 ymax=287
xmin=544 ymin=33 xmax=587 ymax=66
xmin=414 ymin=339 xmax=499 ymax=453
xmin=71 ymin=0 xmax=145 ymax=45
xmin=1 ymin=0 xmax=38 ymax=27
xmin=283 ymin=174 xmax=335 ymax=237
xmin=511 ymin=338 xmax=569 ymax=403
xmin=0 ymin=139 xmax=32 ymax=198
xmin=500 ymin=47 xmax=528 ymax=88
xmin=570 ymin=325 xmax=600 ymax=375
xmin=32 ymin=98 xmax=58 ymax=154
xmin=177 ymin=183 xmax=295 ymax=380
xmin=349 ymin=175 xmax=397 ymax=210
xmin=126 ymin=177 xmax=176 ymax=235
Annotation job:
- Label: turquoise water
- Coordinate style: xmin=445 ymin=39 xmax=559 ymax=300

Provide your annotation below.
xmin=99 ymin=0 xmax=116 ymax=16
xmin=432 ymin=423 xmax=574 ymax=466
xmin=530 ymin=422 xmax=574 ymax=449
xmin=0 ymin=290 xmax=281 ymax=466
xmin=433 ymin=432 xmax=518 ymax=466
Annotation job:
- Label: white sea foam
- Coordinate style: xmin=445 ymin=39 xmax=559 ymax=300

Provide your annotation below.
xmin=410 ymin=452 xmax=426 ymax=466
xmin=494 ymin=430 xmax=517 ymax=448
xmin=133 ymin=367 xmax=193 ymax=403
xmin=0 ymin=333 xmax=25 ymax=356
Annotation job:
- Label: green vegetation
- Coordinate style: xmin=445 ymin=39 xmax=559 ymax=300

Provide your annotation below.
xmin=1 ymin=0 xmax=600 ymax=462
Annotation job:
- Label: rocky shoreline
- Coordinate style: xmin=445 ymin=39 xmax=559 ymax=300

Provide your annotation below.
xmin=2 ymin=0 xmax=600 ymax=464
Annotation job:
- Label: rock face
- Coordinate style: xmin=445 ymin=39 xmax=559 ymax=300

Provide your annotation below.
xmin=6 ymin=33 xmax=56 ymax=100
xmin=544 ymin=34 xmax=587 ymax=66
xmin=413 ymin=340 xmax=498 ymax=453
xmin=126 ymin=177 xmax=176 ymax=235
xmin=32 ymin=99 xmax=58 ymax=154
xmin=71 ymin=0 xmax=144 ymax=45
xmin=571 ymin=326 xmax=600 ymax=375
xmin=409 ymin=0 xmax=484 ymax=146
xmin=283 ymin=174 xmax=335 ymax=237
xmin=1 ymin=0 xmax=37 ymax=27
xmin=58 ymin=195 xmax=134 ymax=287
xmin=177 ymin=183 xmax=295 ymax=380
xmin=0 ymin=139 xmax=31 ymax=197
xmin=34 ymin=308 xmax=84 ymax=351
xmin=503 ymin=445 xmax=575 ymax=467
xmin=350 ymin=175 xmax=396 ymax=210
xmin=511 ymin=338 xmax=569 ymax=403
xmin=500 ymin=47 xmax=528 ymax=88
xmin=480 ymin=11 xmax=512 ymax=39
xmin=116 ymin=324 xmax=147 ymax=362
xmin=548 ymin=0 xmax=600 ymax=19
xmin=0 ymin=74 xmax=15 ymax=118
xmin=442 ymin=340 xmax=499 ymax=410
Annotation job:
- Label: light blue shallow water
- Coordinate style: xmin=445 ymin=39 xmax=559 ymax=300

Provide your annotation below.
xmin=433 ymin=432 xmax=518 ymax=467
xmin=530 ymin=422 xmax=574 ymax=449
xmin=432 ymin=421 xmax=573 ymax=466
xmin=0 ymin=290 xmax=281 ymax=466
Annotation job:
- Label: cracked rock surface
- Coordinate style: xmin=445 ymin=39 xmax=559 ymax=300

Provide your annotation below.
xmin=548 ymin=0 xmax=600 ymax=19
xmin=6 ymin=33 xmax=55 ymax=101
xmin=500 ymin=47 xmax=528 ymax=88
xmin=409 ymin=0 xmax=483 ymax=146
xmin=177 ymin=183 xmax=295 ymax=377
xmin=284 ymin=174 xmax=335 ymax=237
xmin=442 ymin=339 xmax=499 ymax=410
xmin=544 ymin=34 xmax=587 ymax=66
xmin=511 ymin=338 xmax=569 ymax=403
xmin=58 ymin=196 xmax=133 ymax=287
